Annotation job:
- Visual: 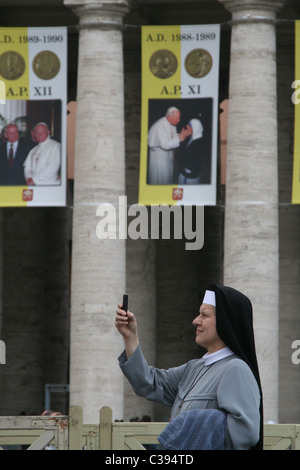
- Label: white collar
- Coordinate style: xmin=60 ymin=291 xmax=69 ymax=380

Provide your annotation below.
xmin=203 ymin=347 xmax=235 ymax=366
xmin=7 ymin=141 xmax=17 ymax=148
xmin=37 ymin=136 xmax=51 ymax=148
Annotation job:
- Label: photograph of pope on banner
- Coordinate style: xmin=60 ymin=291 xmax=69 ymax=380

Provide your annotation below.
xmin=0 ymin=99 xmax=62 ymax=187
xmin=147 ymin=97 xmax=213 ymax=186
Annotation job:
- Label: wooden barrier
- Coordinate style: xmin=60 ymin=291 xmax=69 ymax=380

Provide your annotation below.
xmin=68 ymin=406 xmax=167 ymax=450
xmin=263 ymin=423 xmax=300 ymax=450
xmin=0 ymin=414 xmax=68 ymax=450
xmin=0 ymin=406 xmax=300 ymax=450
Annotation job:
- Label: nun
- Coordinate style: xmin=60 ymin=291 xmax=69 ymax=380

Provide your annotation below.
xmin=177 ymin=118 xmax=204 ymax=185
xmin=115 ymin=284 xmax=263 ymax=450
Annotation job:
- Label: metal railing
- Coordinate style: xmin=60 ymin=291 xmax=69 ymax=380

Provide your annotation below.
xmin=0 ymin=405 xmax=300 ymax=450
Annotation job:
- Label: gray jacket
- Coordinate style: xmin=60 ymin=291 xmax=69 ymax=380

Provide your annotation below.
xmin=118 ymin=345 xmax=261 ymax=450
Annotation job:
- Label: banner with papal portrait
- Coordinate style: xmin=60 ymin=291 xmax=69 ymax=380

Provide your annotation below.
xmin=292 ymin=21 xmax=300 ymax=204
xmin=138 ymin=25 xmax=220 ymax=206
xmin=0 ymin=27 xmax=67 ymax=206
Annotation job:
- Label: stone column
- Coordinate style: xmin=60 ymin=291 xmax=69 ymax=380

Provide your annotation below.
xmin=64 ymin=0 xmax=130 ymax=423
xmin=122 ymin=38 xmax=157 ymax=420
xmin=218 ymin=0 xmax=285 ymax=422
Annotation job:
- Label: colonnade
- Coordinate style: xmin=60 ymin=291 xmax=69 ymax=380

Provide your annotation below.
xmin=65 ymin=0 xmax=285 ymax=423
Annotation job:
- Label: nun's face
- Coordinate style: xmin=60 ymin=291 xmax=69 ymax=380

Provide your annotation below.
xmin=193 ymin=304 xmax=226 ymax=353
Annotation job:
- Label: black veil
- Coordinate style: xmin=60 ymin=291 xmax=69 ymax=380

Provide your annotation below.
xmin=207 ymin=283 xmax=263 ymax=450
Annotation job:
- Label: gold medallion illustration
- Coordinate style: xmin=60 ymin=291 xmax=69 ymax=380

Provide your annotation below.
xmin=149 ymin=49 xmax=178 ymax=79
xmin=32 ymin=51 xmax=60 ymax=80
xmin=185 ymin=49 xmax=213 ymax=78
xmin=0 ymin=51 xmax=26 ymax=80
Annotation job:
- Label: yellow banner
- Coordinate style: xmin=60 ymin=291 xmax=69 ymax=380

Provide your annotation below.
xmin=0 ymin=27 xmax=67 ymax=206
xmin=139 ymin=25 xmax=220 ymax=206
xmin=0 ymin=28 xmax=30 ymax=101
xmin=292 ymin=22 xmax=300 ymax=203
